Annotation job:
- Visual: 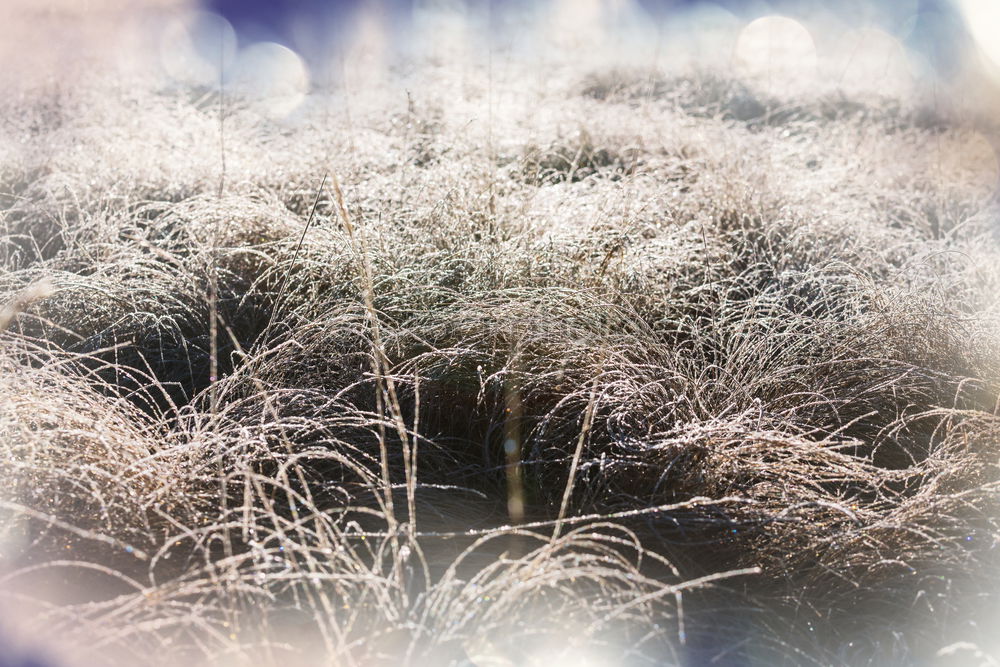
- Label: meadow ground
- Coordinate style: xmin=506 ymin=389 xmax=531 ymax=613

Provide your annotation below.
xmin=1 ymin=3 xmax=1000 ymax=665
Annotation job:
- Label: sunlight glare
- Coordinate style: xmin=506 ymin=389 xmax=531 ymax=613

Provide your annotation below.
xmin=343 ymin=8 xmax=391 ymax=89
xmin=825 ymin=27 xmax=913 ymax=97
xmin=548 ymin=0 xmax=604 ymax=50
xmin=232 ymin=42 xmax=309 ymax=119
xmin=734 ymin=16 xmax=817 ymax=91
xmin=957 ymin=0 xmax=1000 ymax=73
xmin=661 ymin=3 xmax=741 ymax=70
xmin=412 ymin=1 xmax=472 ymax=67
xmin=159 ymin=10 xmax=236 ymax=87
xmin=466 ymin=639 xmax=613 ymax=667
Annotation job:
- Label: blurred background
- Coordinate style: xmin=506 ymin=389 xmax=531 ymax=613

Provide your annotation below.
xmin=2 ymin=0 xmax=999 ymax=114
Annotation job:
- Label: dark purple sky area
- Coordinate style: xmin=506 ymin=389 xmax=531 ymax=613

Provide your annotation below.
xmin=203 ymin=0 xmax=968 ymax=75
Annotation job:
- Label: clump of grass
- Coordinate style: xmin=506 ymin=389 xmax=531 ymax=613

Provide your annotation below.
xmin=581 ymin=68 xmax=768 ymax=121
xmin=580 ymin=67 xmax=957 ymax=132
xmin=514 ymin=130 xmax=641 ymax=185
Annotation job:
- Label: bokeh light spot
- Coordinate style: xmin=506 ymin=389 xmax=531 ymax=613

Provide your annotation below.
xmin=232 ymin=42 xmax=309 ymax=119
xmin=734 ymin=15 xmax=817 ymax=91
xmin=661 ymin=3 xmax=741 ymax=71
xmin=825 ymin=26 xmax=913 ymax=97
xmin=159 ymin=10 xmax=236 ymax=87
